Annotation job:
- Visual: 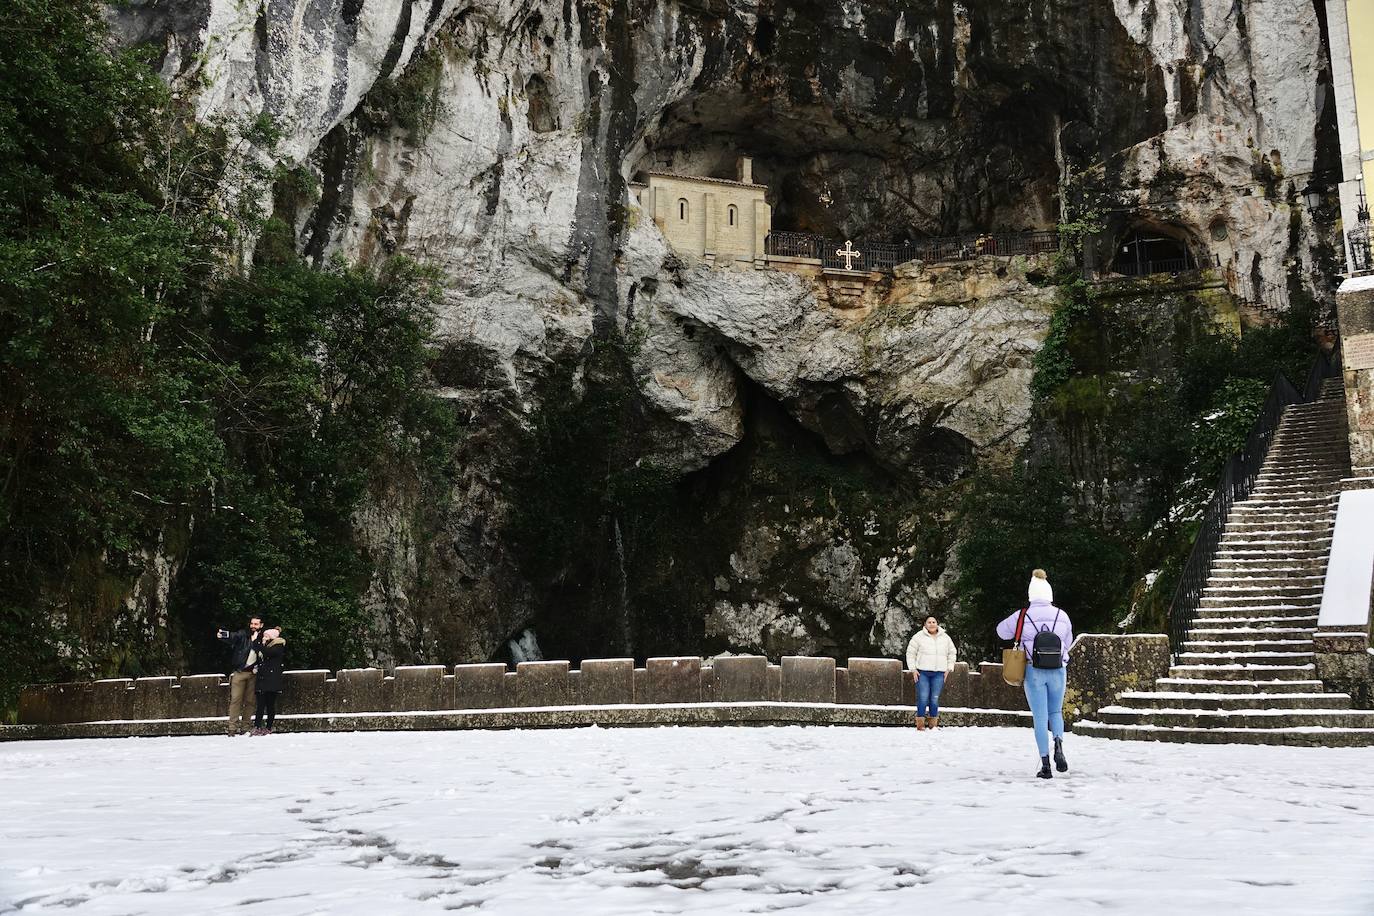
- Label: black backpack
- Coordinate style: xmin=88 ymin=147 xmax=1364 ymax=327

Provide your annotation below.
xmin=1031 ymin=610 xmax=1063 ymax=669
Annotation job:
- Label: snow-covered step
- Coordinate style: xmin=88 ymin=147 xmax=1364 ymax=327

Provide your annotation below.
xmin=1114 ymin=691 xmax=1351 ymax=711
xmin=1214 ymin=554 xmax=1330 ymax=568
xmin=1203 ymin=582 xmax=1327 ymax=595
xmin=1223 ymin=519 xmax=1331 ymax=532
xmin=1185 ymin=627 xmax=1314 ymax=641
xmin=1094 ymin=708 xmax=1374 ymax=729
xmin=1216 ymin=536 xmax=1332 ymax=548
xmin=1167 ymin=664 xmax=1316 ymax=681
xmin=1205 ymin=575 xmax=1326 ymax=587
xmin=1072 ymin=721 xmax=1374 ymax=746
xmin=1195 ymin=609 xmax=1319 ymax=623
xmin=1175 ymin=651 xmax=1315 ymax=665
xmin=1191 ymin=614 xmax=1318 ymax=628
xmin=1198 ymin=595 xmax=1321 ymax=609
xmin=1181 ymin=639 xmax=1314 ymax=653
xmin=1154 ymin=677 xmax=1327 ymax=693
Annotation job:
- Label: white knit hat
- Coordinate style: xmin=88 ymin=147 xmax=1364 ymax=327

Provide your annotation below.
xmin=1028 ymin=568 xmax=1053 ymax=603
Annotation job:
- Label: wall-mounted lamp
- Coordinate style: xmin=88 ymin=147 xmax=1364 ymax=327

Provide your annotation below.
xmin=1302 ymin=185 xmax=1323 ymax=214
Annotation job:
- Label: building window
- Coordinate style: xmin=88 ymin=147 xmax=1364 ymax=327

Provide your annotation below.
xmin=727 ymin=205 xmax=737 ymax=227
xmin=678 ymin=198 xmax=688 ymax=221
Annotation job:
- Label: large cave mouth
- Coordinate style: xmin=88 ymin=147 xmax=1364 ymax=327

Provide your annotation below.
xmin=624 ymin=86 xmax=1060 ymax=242
xmin=1109 ymin=225 xmax=1201 ymax=277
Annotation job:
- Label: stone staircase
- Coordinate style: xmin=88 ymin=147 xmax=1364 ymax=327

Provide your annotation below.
xmin=1076 ymin=377 xmax=1374 ymax=746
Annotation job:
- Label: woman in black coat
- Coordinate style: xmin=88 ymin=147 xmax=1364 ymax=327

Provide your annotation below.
xmin=252 ymin=628 xmax=286 ymax=735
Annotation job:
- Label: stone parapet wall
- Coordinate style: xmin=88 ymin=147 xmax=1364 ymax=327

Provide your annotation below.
xmin=13 ymin=656 xmax=1027 ymax=726
xmin=2 ymin=703 xmax=1034 ymax=742
xmin=14 ymin=636 xmax=1168 ymax=731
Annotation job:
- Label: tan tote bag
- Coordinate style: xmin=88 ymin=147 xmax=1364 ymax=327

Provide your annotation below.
xmin=1001 ymin=607 xmax=1029 ymax=687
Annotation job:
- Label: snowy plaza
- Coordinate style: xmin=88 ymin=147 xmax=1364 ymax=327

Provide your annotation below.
xmin=2 ymin=726 xmax=1372 ymax=915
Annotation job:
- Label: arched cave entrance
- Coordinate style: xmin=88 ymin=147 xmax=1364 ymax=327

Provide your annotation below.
xmin=1111 ymin=227 xmax=1197 ymax=277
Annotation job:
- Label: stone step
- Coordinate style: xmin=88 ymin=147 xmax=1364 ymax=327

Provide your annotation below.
xmin=1231 ymin=508 xmax=1335 ymax=521
xmin=1265 ymin=434 xmax=1344 ymax=445
xmin=1266 ymin=443 xmax=1350 ymax=454
xmin=1093 ymin=708 xmax=1374 ymax=729
xmin=1167 ymin=664 xmax=1316 ymax=680
xmin=1182 ymin=639 xmax=1314 ymax=653
xmin=1175 ymin=650 xmax=1314 ymax=665
xmin=1198 ymin=595 xmax=1321 ymax=609
xmin=1206 ymin=574 xmax=1326 ymax=586
xmin=1246 ymin=489 xmax=1340 ymax=499
xmin=1211 ymin=555 xmax=1327 ymax=566
xmin=1203 ymin=582 xmax=1327 ymax=594
xmin=1154 ymin=677 xmax=1326 ymax=693
xmin=1215 ymin=555 xmax=1331 ymax=569
xmin=1115 ymin=691 xmax=1350 ymax=710
xmin=1071 ymin=721 xmax=1374 ymax=746
xmin=1215 ymin=537 xmax=1331 ymax=550
xmin=1185 ymin=627 xmax=1315 ymax=641
xmin=1198 ymin=604 xmax=1313 ymax=620
xmin=1190 ymin=614 xmax=1318 ymax=628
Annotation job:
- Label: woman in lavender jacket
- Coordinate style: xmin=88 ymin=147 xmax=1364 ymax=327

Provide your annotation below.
xmin=997 ymin=569 xmax=1073 ymax=779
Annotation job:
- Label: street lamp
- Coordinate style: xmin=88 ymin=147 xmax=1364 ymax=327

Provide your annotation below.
xmin=1303 ymin=184 xmax=1323 ymax=214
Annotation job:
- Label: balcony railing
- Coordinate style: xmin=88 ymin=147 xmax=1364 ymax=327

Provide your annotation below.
xmin=1349 ymin=224 xmax=1372 ymax=275
xmin=763 ymin=230 xmax=1060 ymax=274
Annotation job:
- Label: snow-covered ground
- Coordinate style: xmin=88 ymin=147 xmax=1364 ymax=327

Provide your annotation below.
xmin=3 ymin=726 xmax=1372 ymax=914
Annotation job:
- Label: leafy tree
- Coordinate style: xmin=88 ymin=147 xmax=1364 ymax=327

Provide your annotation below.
xmin=0 ymin=0 xmax=455 ymax=716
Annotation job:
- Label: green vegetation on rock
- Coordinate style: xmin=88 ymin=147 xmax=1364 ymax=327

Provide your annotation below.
xmin=0 ymin=0 xmax=454 ymax=717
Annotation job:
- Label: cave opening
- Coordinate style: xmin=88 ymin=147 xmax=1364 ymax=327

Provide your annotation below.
xmin=625 ymin=88 xmax=1058 ymax=244
xmin=1110 ymin=226 xmax=1198 ymax=277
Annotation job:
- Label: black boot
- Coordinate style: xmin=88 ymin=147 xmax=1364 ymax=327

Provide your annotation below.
xmin=1053 ymin=737 xmax=1068 ymax=772
xmin=1037 ymin=755 xmax=1053 ymax=779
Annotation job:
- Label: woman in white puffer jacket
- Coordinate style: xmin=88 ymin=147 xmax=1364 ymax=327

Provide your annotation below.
xmin=905 ymin=616 xmax=958 ymax=730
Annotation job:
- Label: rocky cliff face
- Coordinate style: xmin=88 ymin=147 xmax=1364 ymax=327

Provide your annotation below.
xmin=109 ymin=0 xmax=1338 ymax=664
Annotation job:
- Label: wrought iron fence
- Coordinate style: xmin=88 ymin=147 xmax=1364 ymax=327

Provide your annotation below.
xmin=1116 ymin=256 xmax=1196 ymax=277
xmin=762 ymin=230 xmax=1060 ymax=274
xmin=1349 ymin=224 xmax=1373 ymax=275
xmin=1166 ymin=345 xmax=1343 ymax=656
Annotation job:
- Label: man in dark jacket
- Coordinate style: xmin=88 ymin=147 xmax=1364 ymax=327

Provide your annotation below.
xmin=216 ymin=617 xmax=263 ymax=735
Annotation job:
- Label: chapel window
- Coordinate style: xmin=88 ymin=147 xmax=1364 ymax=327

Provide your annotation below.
xmin=678 ymin=199 xmax=688 ymax=221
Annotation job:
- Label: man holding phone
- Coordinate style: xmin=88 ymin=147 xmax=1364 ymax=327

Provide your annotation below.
xmin=217 ymin=617 xmax=264 ymax=736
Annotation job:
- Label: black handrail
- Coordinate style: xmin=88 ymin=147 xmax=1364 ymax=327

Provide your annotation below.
xmin=1166 ymin=347 xmax=1343 ymax=655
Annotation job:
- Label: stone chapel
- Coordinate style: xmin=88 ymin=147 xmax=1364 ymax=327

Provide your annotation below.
xmin=631 ymin=157 xmax=772 ymax=269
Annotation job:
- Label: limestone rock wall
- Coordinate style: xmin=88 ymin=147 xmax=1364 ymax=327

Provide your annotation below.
xmin=104 ymin=0 xmax=1343 ymax=669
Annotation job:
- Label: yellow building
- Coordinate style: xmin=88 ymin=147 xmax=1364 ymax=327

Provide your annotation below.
xmin=632 ymin=157 xmax=772 ymax=269
xmin=1329 ymin=0 xmax=1374 ymax=274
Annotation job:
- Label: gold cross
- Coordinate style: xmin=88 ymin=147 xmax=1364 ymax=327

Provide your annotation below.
xmin=836 ymin=240 xmax=862 ymax=270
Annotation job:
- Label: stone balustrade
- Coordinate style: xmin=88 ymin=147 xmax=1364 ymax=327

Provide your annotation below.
xmin=9 ymin=636 xmax=1167 ymax=738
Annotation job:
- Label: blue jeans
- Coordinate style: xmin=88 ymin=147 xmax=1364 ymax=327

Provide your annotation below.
xmin=1024 ymin=665 xmax=1067 ymax=756
xmin=916 ymin=670 xmax=945 ymax=718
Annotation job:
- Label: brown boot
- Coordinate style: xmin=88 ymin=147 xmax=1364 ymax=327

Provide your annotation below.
xmin=915 ymin=716 xmax=926 ymax=731
xmin=928 ymin=716 xmax=939 ymax=730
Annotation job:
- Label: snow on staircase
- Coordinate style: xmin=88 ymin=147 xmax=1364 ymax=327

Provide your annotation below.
xmin=1076 ymin=377 xmax=1374 ymax=746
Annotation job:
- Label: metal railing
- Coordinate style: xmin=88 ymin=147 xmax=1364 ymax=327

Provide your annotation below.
xmin=1116 ymin=256 xmax=1196 ymax=277
xmin=763 ymin=230 xmax=1060 ymax=274
xmin=1166 ymin=346 xmax=1343 ymax=655
xmin=1349 ymin=224 xmax=1372 ymax=275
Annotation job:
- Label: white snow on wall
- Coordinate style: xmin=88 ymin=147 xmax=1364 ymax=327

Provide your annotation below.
xmin=1318 ymin=489 xmax=1374 ymax=628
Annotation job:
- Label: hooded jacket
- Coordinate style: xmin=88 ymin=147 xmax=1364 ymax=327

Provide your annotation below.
xmin=906 ymin=627 xmax=957 ymax=674
xmin=254 ymin=637 xmax=287 ymax=693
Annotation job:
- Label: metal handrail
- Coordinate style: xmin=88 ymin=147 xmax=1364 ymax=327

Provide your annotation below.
xmin=1166 ymin=348 xmax=1343 ymax=655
